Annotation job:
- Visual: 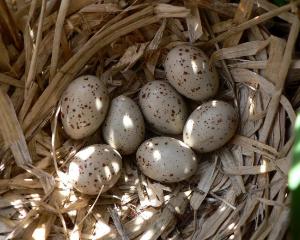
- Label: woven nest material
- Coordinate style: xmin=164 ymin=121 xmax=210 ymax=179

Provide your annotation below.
xmin=0 ymin=0 xmax=300 ymax=239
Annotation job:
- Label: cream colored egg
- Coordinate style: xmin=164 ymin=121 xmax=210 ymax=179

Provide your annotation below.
xmin=183 ymin=100 xmax=238 ymax=153
xmin=138 ymin=81 xmax=188 ymax=135
xmin=102 ymin=95 xmax=145 ymax=155
xmin=68 ymin=144 xmax=122 ymax=195
xmin=165 ymin=45 xmax=219 ymax=101
xmin=61 ymin=75 xmax=109 ymax=139
xmin=136 ymin=137 xmax=198 ymax=183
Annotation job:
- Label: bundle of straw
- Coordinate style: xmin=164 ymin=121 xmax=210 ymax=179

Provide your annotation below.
xmin=0 ymin=0 xmax=299 ymax=239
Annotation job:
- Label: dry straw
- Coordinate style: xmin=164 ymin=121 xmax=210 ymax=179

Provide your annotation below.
xmin=0 ymin=0 xmax=299 ymax=239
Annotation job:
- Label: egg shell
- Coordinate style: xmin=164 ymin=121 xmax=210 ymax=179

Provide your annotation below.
xmin=183 ymin=100 xmax=238 ymax=153
xmin=68 ymin=144 xmax=122 ymax=195
xmin=165 ymin=45 xmax=219 ymax=101
xmin=102 ymin=95 xmax=145 ymax=155
xmin=136 ymin=137 xmax=198 ymax=183
xmin=61 ymin=75 xmax=109 ymax=139
xmin=138 ymin=81 xmax=188 ymax=135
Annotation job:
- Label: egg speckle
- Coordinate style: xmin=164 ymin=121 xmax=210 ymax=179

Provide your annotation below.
xmin=136 ymin=137 xmax=197 ymax=183
xmin=139 ymin=81 xmax=188 ymax=135
xmin=61 ymin=75 xmax=109 ymax=139
xmin=183 ymin=100 xmax=238 ymax=152
xmin=68 ymin=144 xmax=122 ymax=195
xmin=102 ymin=95 xmax=145 ymax=155
xmin=165 ymin=45 xmax=219 ymax=101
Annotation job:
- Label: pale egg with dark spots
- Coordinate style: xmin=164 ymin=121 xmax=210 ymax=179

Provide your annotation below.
xmin=102 ymin=95 xmax=145 ymax=155
xmin=60 ymin=75 xmax=109 ymax=139
xmin=138 ymin=81 xmax=188 ymax=135
xmin=136 ymin=137 xmax=198 ymax=183
xmin=165 ymin=45 xmax=219 ymax=101
xmin=183 ymin=100 xmax=238 ymax=153
xmin=68 ymin=144 xmax=122 ymax=195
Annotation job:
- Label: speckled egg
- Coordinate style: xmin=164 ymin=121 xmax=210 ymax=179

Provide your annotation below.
xmin=136 ymin=137 xmax=198 ymax=183
xmin=138 ymin=81 xmax=188 ymax=135
xmin=68 ymin=144 xmax=122 ymax=195
xmin=102 ymin=95 xmax=145 ymax=155
xmin=183 ymin=100 xmax=238 ymax=153
xmin=60 ymin=75 xmax=109 ymax=139
xmin=165 ymin=45 xmax=219 ymax=101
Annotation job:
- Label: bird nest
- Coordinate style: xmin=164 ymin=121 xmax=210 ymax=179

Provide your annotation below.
xmin=0 ymin=0 xmax=300 ymax=239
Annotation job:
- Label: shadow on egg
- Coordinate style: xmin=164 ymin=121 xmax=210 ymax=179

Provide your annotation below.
xmin=136 ymin=137 xmax=198 ymax=183
xmin=107 ymin=114 xmax=135 ymax=145
xmin=68 ymin=145 xmax=122 ymax=195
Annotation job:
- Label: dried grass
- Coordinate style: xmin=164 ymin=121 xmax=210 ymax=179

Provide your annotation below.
xmin=0 ymin=0 xmax=299 ymax=239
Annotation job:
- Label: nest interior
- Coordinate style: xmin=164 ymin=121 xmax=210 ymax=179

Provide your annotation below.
xmin=0 ymin=0 xmax=300 ymax=239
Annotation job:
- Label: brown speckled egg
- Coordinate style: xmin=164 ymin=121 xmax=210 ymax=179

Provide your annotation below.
xmin=183 ymin=100 xmax=238 ymax=153
xmin=165 ymin=45 xmax=219 ymax=101
xmin=138 ymin=81 xmax=188 ymax=135
xmin=68 ymin=144 xmax=122 ymax=195
xmin=60 ymin=75 xmax=109 ymax=139
xmin=102 ymin=95 xmax=145 ymax=155
xmin=136 ymin=137 xmax=198 ymax=183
